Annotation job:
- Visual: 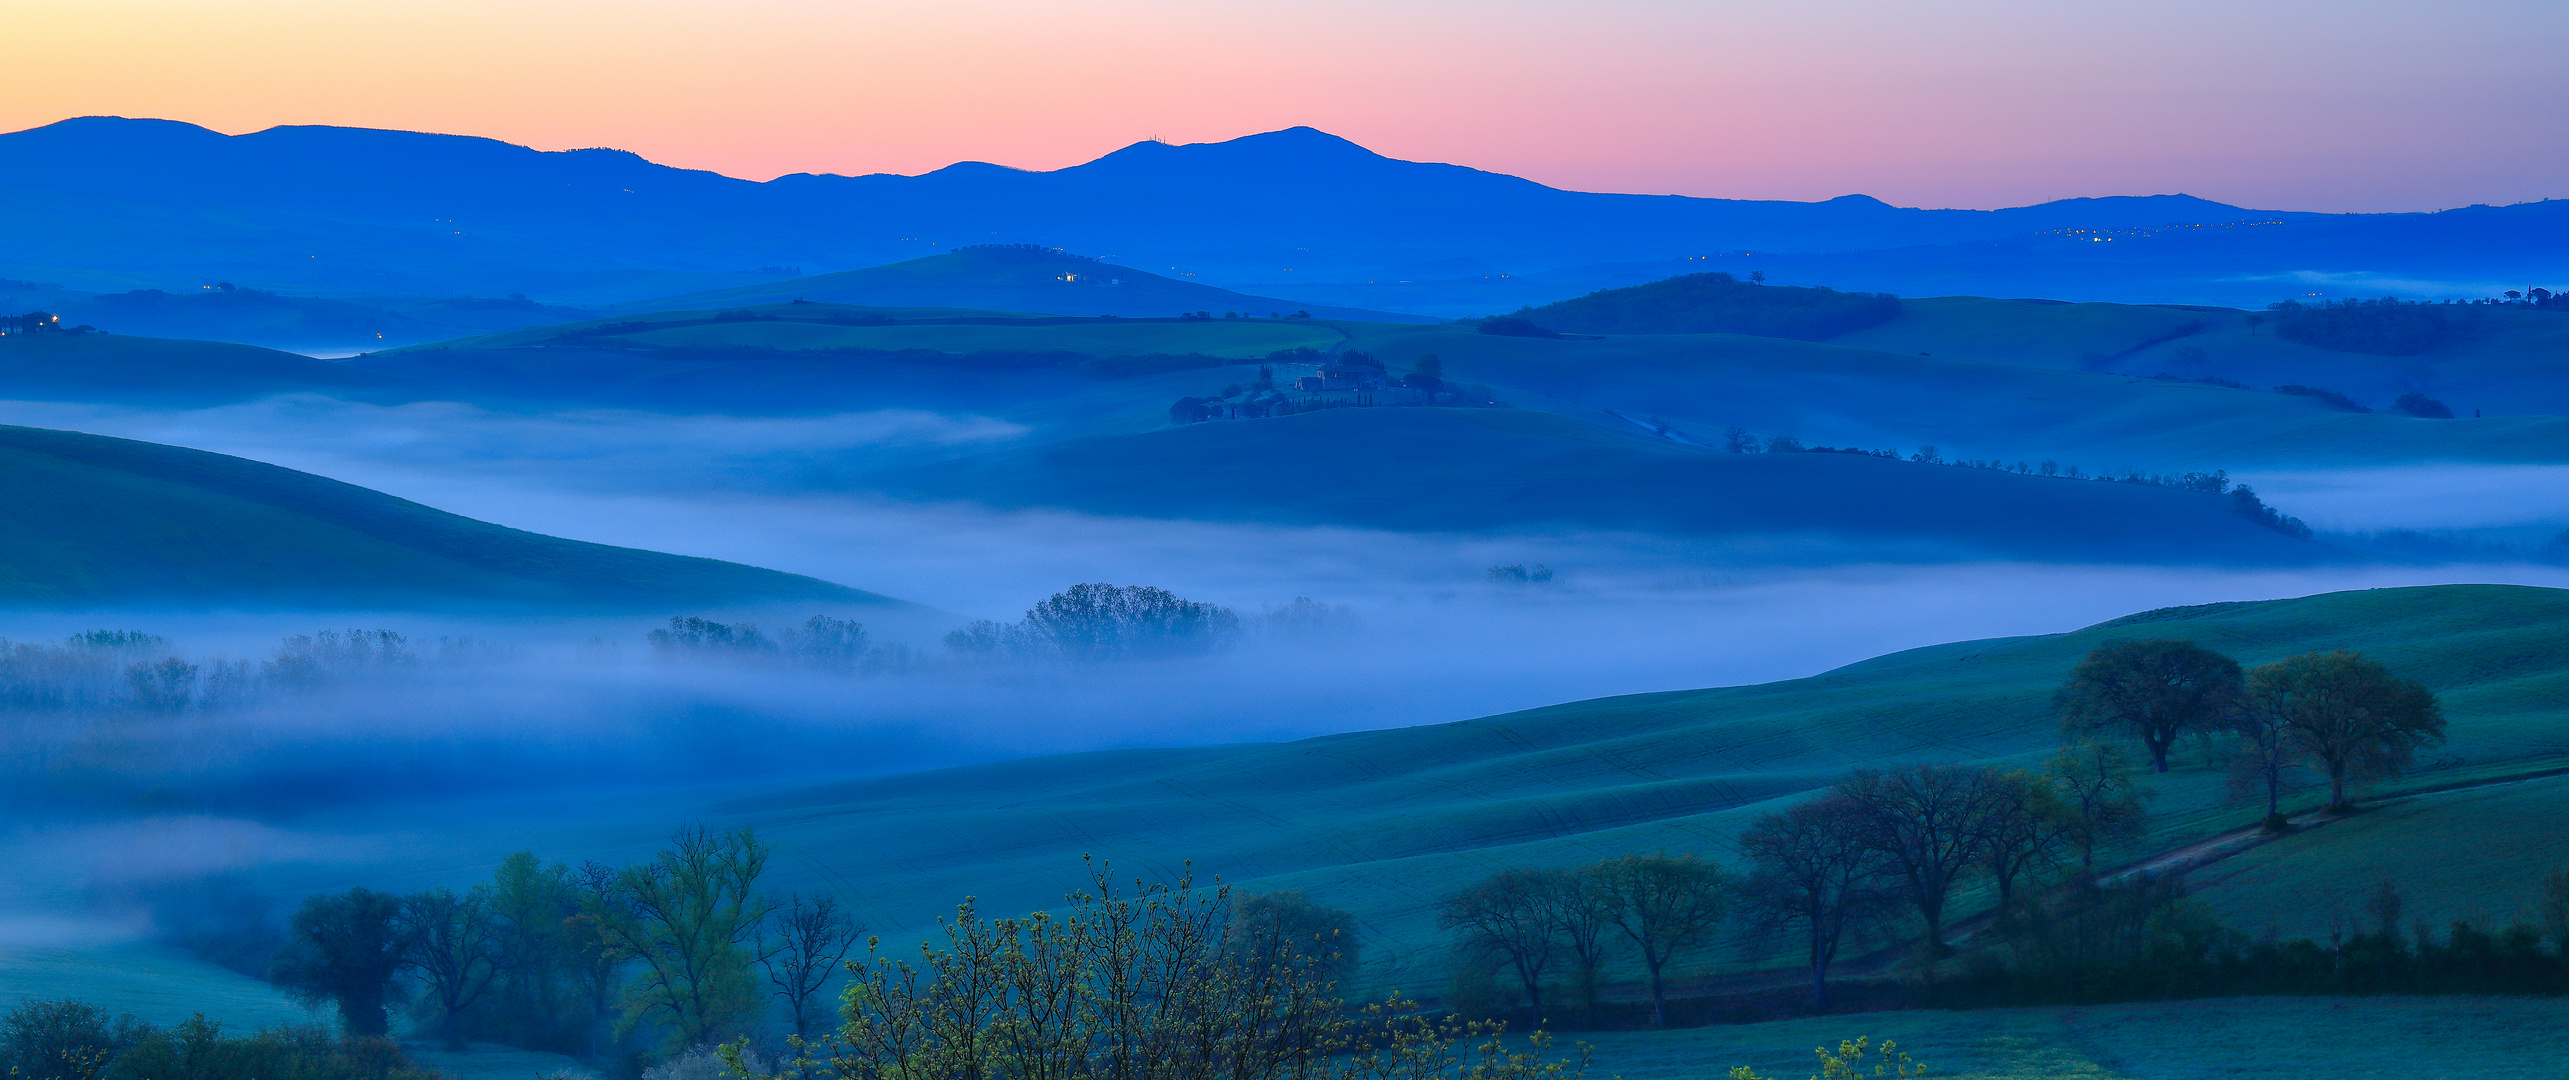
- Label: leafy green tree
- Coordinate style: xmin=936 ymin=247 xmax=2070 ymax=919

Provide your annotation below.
xmin=484 ymin=851 xmax=581 ymax=1052
xmin=271 ymin=887 xmax=411 ymax=1037
xmin=578 ymin=826 xmax=773 ymax=1050
xmin=2250 ymin=650 xmax=2445 ymax=810
xmin=1438 ymin=871 xmax=1562 ymax=1017
xmin=403 ymin=886 xmax=504 ymax=1051
xmin=1590 ymin=854 xmax=1727 ymax=1028
xmin=2043 ymin=741 xmax=2150 ymax=871
xmin=1738 ymin=795 xmax=1890 ymax=1007
xmin=2058 ymin=639 xmax=2244 ymax=773
xmin=1837 ymin=764 xmax=2002 ymax=954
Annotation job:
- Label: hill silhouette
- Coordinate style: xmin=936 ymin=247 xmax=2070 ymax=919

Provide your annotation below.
xmin=9 ymin=117 xmax=2557 ymax=311
xmin=0 ymin=424 xmax=904 ymax=608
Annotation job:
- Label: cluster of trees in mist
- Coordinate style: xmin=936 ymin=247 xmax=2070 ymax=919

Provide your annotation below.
xmin=1432 ymin=641 xmax=2466 ymax=1024
xmin=2263 ymin=298 xmax=2478 ymax=356
xmin=1714 ymin=433 xmax=2316 ymax=538
xmin=0 ymin=1003 xmax=443 ymax=1080
xmin=0 ymin=628 xmax=464 ymax=720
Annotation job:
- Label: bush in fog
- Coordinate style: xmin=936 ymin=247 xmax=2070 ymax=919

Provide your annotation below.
xmin=945 ymin=583 xmax=1240 ymax=663
xmin=648 ymin=616 xmax=775 ymax=654
xmin=0 ymin=1000 xmax=147 ymax=1080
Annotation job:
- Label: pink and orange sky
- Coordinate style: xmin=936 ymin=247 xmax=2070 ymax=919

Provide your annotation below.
xmin=8 ymin=0 xmax=2565 ymax=212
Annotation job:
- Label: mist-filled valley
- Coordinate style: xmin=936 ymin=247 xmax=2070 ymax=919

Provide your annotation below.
xmin=7 ymin=58 xmax=2569 ymax=1080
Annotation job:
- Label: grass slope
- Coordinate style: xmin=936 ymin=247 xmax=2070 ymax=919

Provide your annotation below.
xmin=0 ymin=424 xmax=903 ymax=608
xmin=665 ymin=584 xmax=2569 ymax=995
xmin=861 ymin=406 xmax=2331 ymax=562
xmin=624 ymin=247 xmax=1435 ymax=323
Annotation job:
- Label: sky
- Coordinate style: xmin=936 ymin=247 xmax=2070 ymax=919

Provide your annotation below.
xmin=7 ymin=0 xmax=2566 ymax=212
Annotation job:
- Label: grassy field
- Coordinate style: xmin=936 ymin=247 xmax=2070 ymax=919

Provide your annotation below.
xmin=0 ymin=939 xmax=310 ymax=1030
xmin=1574 ymin=995 xmax=2569 ymax=1080
xmin=0 ymin=423 xmax=906 ymax=608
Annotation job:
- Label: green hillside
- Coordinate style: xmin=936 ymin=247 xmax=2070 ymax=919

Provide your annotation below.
xmin=623 ymin=245 xmax=1435 ymax=323
xmin=0 ymin=424 xmax=906 ymax=608
xmin=624 ymin=584 xmax=2569 ymax=995
xmin=861 ymin=406 xmax=2333 ymax=561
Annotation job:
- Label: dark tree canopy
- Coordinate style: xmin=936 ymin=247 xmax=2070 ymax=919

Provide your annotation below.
xmin=2248 ymin=650 xmax=2445 ymax=810
xmin=270 ymin=887 xmax=411 ymax=1037
xmin=1836 ymin=764 xmax=2004 ymax=952
xmin=1590 ymin=854 xmax=1727 ymax=1028
xmin=2268 ymin=298 xmax=2467 ymax=356
xmin=1738 ymin=795 xmax=1891 ymax=1007
xmin=1511 ymin=272 xmax=1899 ymax=340
xmin=2058 ymin=639 xmax=2245 ymax=772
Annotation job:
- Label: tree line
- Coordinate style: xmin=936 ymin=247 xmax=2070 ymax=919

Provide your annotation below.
xmin=943 ymin=582 xmax=1243 ymax=663
xmin=1433 ymin=639 xmax=2449 ymax=1021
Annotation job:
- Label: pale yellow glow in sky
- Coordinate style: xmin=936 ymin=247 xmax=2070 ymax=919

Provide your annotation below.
xmin=7 ymin=0 xmax=2565 ymax=211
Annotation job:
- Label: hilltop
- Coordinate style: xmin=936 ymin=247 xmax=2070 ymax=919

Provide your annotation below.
xmin=622 ymin=246 xmax=1435 ymax=322
xmin=0 ymin=424 xmax=908 ymax=608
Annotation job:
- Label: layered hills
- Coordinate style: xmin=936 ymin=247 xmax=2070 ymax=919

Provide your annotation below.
xmin=0 ymin=424 xmax=902 ymax=608
xmin=5 ymin=117 xmax=2560 ymax=310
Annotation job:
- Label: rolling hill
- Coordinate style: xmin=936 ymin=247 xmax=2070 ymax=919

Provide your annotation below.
xmin=859 ymin=406 xmax=2335 ymax=563
xmin=0 ymin=423 xmax=908 ymax=608
xmin=622 ymin=246 xmax=1433 ymax=322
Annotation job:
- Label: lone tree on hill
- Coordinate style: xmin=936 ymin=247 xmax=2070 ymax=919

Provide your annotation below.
xmin=1837 ymin=764 xmax=2003 ymax=954
xmin=270 ymin=887 xmax=412 ymax=1037
xmin=1738 ymin=795 xmax=1890 ymax=1007
xmin=2249 ymin=650 xmax=2445 ymax=811
xmin=2057 ymin=639 xmax=2244 ymax=773
xmin=1591 ymin=854 xmax=1727 ymax=1028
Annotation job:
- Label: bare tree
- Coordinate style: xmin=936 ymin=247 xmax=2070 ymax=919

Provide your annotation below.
xmin=2044 ymin=742 xmax=2151 ymax=870
xmin=2225 ymin=693 xmax=2304 ymax=829
xmin=1541 ymin=869 xmax=1613 ymax=1022
xmin=1837 ymin=764 xmax=2002 ymax=954
xmin=1436 ymin=871 xmax=1560 ymax=1018
xmin=2252 ymin=651 xmax=2445 ymax=810
xmin=1738 ymin=794 xmax=1890 ymax=1007
xmin=404 ymin=886 xmax=506 ymax=1051
xmin=1590 ymin=854 xmax=1726 ymax=1028
xmin=762 ymin=893 xmax=865 ymax=1042
xmin=2057 ymin=639 xmax=2243 ymax=773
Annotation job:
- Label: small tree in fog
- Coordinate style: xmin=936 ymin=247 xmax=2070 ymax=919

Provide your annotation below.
xmin=782 ymin=616 xmax=869 ymax=669
xmin=271 ymin=887 xmax=412 ymax=1036
xmin=1225 ymin=889 xmax=1362 ymax=991
xmin=761 ymin=893 xmax=865 ymax=1041
xmin=2057 ymin=639 xmax=2244 ymax=773
xmin=403 ymin=886 xmax=505 ymax=1051
xmin=649 ymin=616 xmax=774 ymax=654
xmin=1020 ymin=583 xmax=1241 ymax=662
xmin=1591 ymin=854 xmax=1727 ymax=1028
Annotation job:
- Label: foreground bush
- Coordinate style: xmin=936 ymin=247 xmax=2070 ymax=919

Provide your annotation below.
xmin=782 ymin=861 xmax=1587 ymax=1080
xmin=0 ymin=1003 xmax=441 ymax=1080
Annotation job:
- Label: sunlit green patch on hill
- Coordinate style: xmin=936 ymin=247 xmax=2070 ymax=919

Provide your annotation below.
xmin=0 ymin=424 xmax=903 ymax=608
